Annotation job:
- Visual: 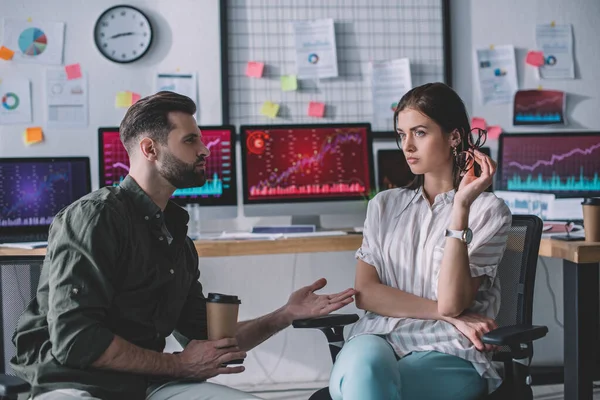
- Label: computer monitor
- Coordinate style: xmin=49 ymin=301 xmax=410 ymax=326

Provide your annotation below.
xmin=240 ymin=123 xmax=375 ymax=226
xmin=375 ymin=146 xmax=492 ymax=192
xmin=376 ymin=149 xmax=415 ymax=191
xmin=0 ymin=157 xmax=91 ymax=233
xmin=98 ymin=126 xmax=238 ymax=219
xmin=498 ymin=132 xmax=600 ymax=198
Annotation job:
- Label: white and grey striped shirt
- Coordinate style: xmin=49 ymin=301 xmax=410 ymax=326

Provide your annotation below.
xmin=347 ymin=187 xmax=512 ymax=392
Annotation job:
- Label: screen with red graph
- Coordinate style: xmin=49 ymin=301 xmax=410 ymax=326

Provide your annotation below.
xmin=498 ymin=132 xmax=600 ymax=198
xmin=241 ymin=124 xmax=374 ymax=203
xmin=98 ymin=127 xmax=237 ymax=206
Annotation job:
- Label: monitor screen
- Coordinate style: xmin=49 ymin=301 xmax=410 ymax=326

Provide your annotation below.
xmin=98 ymin=126 xmax=237 ymax=206
xmin=240 ymin=124 xmax=375 ymax=204
xmin=498 ymin=132 xmax=600 ymax=198
xmin=376 ymin=149 xmax=415 ymax=191
xmin=0 ymin=157 xmax=91 ymax=227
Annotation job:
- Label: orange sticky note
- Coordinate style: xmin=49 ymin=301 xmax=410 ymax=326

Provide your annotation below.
xmin=470 ymin=117 xmax=486 ymax=131
xmin=23 ymin=127 xmax=43 ymax=145
xmin=246 ymin=61 xmax=265 ymax=78
xmin=0 ymin=46 xmax=15 ymax=61
xmin=131 ymin=92 xmax=141 ymax=104
xmin=115 ymin=91 xmax=133 ymax=108
xmin=308 ymin=101 xmax=326 ymax=118
xmin=486 ymin=125 xmax=502 ymax=140
xmin=526 ymin=51 xmax=545 ymax=67
xmin=65 ymin=63 xmax=82 ymax=80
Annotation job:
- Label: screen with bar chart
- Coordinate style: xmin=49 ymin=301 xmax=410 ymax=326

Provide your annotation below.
xmin=98 ymin=127 xmax=237 ymax=206
xmin=498 ymin=132 xmax=600 ymax=198
xmin=240 ymin=124 xmax=374 ymax=204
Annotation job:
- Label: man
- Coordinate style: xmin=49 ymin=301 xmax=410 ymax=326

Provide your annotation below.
xmin=11 ymin=91 xmax=356 ymax=400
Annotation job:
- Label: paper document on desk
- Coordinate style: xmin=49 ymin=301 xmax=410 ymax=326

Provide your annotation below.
xmin=216 ymin=232 xmax=283 ymax=241
xmin=0 ymin=241 xmax=47 ymax=249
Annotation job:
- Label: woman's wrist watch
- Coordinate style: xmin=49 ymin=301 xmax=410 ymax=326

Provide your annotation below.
xmin=445 ymin=228 xmax=473 ymax=244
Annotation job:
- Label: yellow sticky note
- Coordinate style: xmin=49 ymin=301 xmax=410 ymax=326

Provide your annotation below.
xmin=281 ymin=75 xmax=298 ymax=91
xmin=115 ymin=91 xmax=133 ymax=108
xmin=0 ymin=46 xmax=15 ymax=61
xmin=23 ymin=127 xmax=44 ymax=145
xmin=260 ymin=101 xmax=279 ymax=118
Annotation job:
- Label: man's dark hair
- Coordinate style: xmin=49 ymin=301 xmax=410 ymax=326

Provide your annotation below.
xmin=119 ymin=91 xmax=197 ymax=154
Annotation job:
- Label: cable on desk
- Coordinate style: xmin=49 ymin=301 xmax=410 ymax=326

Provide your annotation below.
xmin=540 ymin=258 xmax=564 ymax=329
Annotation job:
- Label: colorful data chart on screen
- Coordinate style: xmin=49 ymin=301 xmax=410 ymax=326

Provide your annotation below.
xmin=100 ymin=129 xmax=233 ymax=199
xmin=0 ymin=161 xmax=88 ymax=227
xmin=244 ymin=127 xmax=372 ymax=201
xmin=501 ymin=134 xmax=600 ymax=196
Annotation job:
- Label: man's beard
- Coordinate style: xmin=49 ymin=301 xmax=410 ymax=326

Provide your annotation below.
xmin=158 ymin=150 xmax=206 ymax=189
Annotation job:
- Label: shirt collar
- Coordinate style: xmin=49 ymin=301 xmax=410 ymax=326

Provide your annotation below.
xmin=414 ymin=187 xmax=456 ymax=206
xmin=119 ymin=175 xmax=190 ymax=226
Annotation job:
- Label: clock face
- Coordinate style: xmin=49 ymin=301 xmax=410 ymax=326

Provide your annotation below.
xmin=94 ymin=5 xmax=153 ymax=63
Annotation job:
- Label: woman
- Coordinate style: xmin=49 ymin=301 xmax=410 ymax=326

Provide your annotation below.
xmin=329 ymin=83 xmax=512 ymax=400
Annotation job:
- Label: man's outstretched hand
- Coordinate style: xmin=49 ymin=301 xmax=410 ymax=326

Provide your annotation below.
xmin=283 ymin=278 xmax=356 ymax=322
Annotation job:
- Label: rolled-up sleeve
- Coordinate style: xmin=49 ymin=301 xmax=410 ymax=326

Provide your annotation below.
xmin=468 ymin=200 xmax=512 ymax=290
xmin=46 ymin=200 xmax=124 ymax=368
xmin=355 ymin=196 xmax=384 ymax=276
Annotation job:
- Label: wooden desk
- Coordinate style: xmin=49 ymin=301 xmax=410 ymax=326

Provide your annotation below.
xmin=2 ymin=236 xmax=600 ymax=400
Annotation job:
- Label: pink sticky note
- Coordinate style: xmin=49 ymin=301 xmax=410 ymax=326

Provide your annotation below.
xmin=246 ymin=61 xmax=264 ymax=78
xmin=65 ymin=63 xmax=82 ymax=80
xmin=486 ymin=125 xmax=502 ymax=140
xmin=131 ymin=92 xmax=141 ymax=104
xmin=308 ymin=101 xmax=326 ymax=118
xmin=525 ymin=51 xmax=545 ymax=67
xmin=470 ymin=117 xmax=486 ymax=131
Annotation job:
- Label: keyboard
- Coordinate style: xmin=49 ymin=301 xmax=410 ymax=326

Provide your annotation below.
xmin=0 ymin=233 xmax=48 ymax=244
xmin=282 ymin=230 xmax=348 ymax=238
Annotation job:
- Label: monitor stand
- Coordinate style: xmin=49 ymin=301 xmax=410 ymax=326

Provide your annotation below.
xmin=291 ymin=215 xmax=322 ymax=230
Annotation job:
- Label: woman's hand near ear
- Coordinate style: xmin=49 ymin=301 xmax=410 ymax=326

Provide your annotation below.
xmin=454 ymin=150 xmax=496 ymax=208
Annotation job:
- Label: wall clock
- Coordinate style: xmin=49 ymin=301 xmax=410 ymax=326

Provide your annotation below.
xmin=94 ymin=5 xmax=153 ymax=63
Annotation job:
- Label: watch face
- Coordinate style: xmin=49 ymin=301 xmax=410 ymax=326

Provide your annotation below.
xmin=465 ymin=228 xmax=473 ymax=244
xmin=94 ymin=5 xmax=153 ymax=63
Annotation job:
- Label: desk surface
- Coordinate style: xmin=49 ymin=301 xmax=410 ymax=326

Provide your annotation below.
xmin=1 ymin=235 xmax=599 ymax=263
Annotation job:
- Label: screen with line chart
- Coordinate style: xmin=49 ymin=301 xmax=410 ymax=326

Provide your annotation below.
xmin=98 ymin=127 xmax=237 ymax=206
xmin=240 ymin=124 xmax=374 ymax=204
xmin=0 ymin=158 xmax=91 ymax=227
xmin=498 ymin=132 xmax=600 ymax=198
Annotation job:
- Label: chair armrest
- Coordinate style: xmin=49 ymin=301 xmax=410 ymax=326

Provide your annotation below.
xmin=0 ymin=374 xmax=30 ymax=396
xmin=482 ymin=324 xmax=548 ymax=346
xmin=292 ymin=314 xmax=359 ymax=329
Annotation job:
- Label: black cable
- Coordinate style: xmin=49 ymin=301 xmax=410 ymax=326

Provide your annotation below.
xmin=539 ymin=258 xmax=564 ymax=329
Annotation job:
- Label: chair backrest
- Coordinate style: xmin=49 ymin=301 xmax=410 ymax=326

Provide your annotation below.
xmin=494 ymin=215 xmax=543 ymax=329
xmin=0 ymin=258 xmax=42 ymax=375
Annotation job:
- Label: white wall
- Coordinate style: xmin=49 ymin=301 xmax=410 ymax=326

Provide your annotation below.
xmin=0 ymin=0 xmax=223 ymax=191
xmin=451 ymin=0 xmax=600 ymax=367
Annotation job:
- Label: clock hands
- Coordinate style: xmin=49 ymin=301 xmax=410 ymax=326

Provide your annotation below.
xmin=110 ymin=32 xmax=136 ymax=39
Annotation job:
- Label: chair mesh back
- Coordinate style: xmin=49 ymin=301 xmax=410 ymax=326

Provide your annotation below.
xmin=0 ymin=260 xmax=41 ymax=375
xmin=492 ymin=215 xmax=543 ymax=357
xmin=495 ymin=225 xmax=528 ymax=328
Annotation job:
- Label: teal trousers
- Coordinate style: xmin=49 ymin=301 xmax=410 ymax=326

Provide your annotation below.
xmin=329 ymin=334 xmax=488 ymax=400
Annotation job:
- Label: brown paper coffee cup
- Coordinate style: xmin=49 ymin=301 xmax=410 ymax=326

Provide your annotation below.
xmin=206 ymin=293 xmax=241 ymax=340
xmin=582 ymin=198 xmax=600 ymax=242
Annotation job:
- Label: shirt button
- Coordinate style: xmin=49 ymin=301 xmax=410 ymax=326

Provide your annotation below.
xmin=159 ymin=236 xmax=164 ymax=241
xmin=144 ymin=216 xmax=149 ymax=220
xmin=170 ymin=269 xmax=174 ymax=274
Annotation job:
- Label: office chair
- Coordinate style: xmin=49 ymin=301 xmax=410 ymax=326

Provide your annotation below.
xmin=293 ymin=215 xmax=547 ymax=400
